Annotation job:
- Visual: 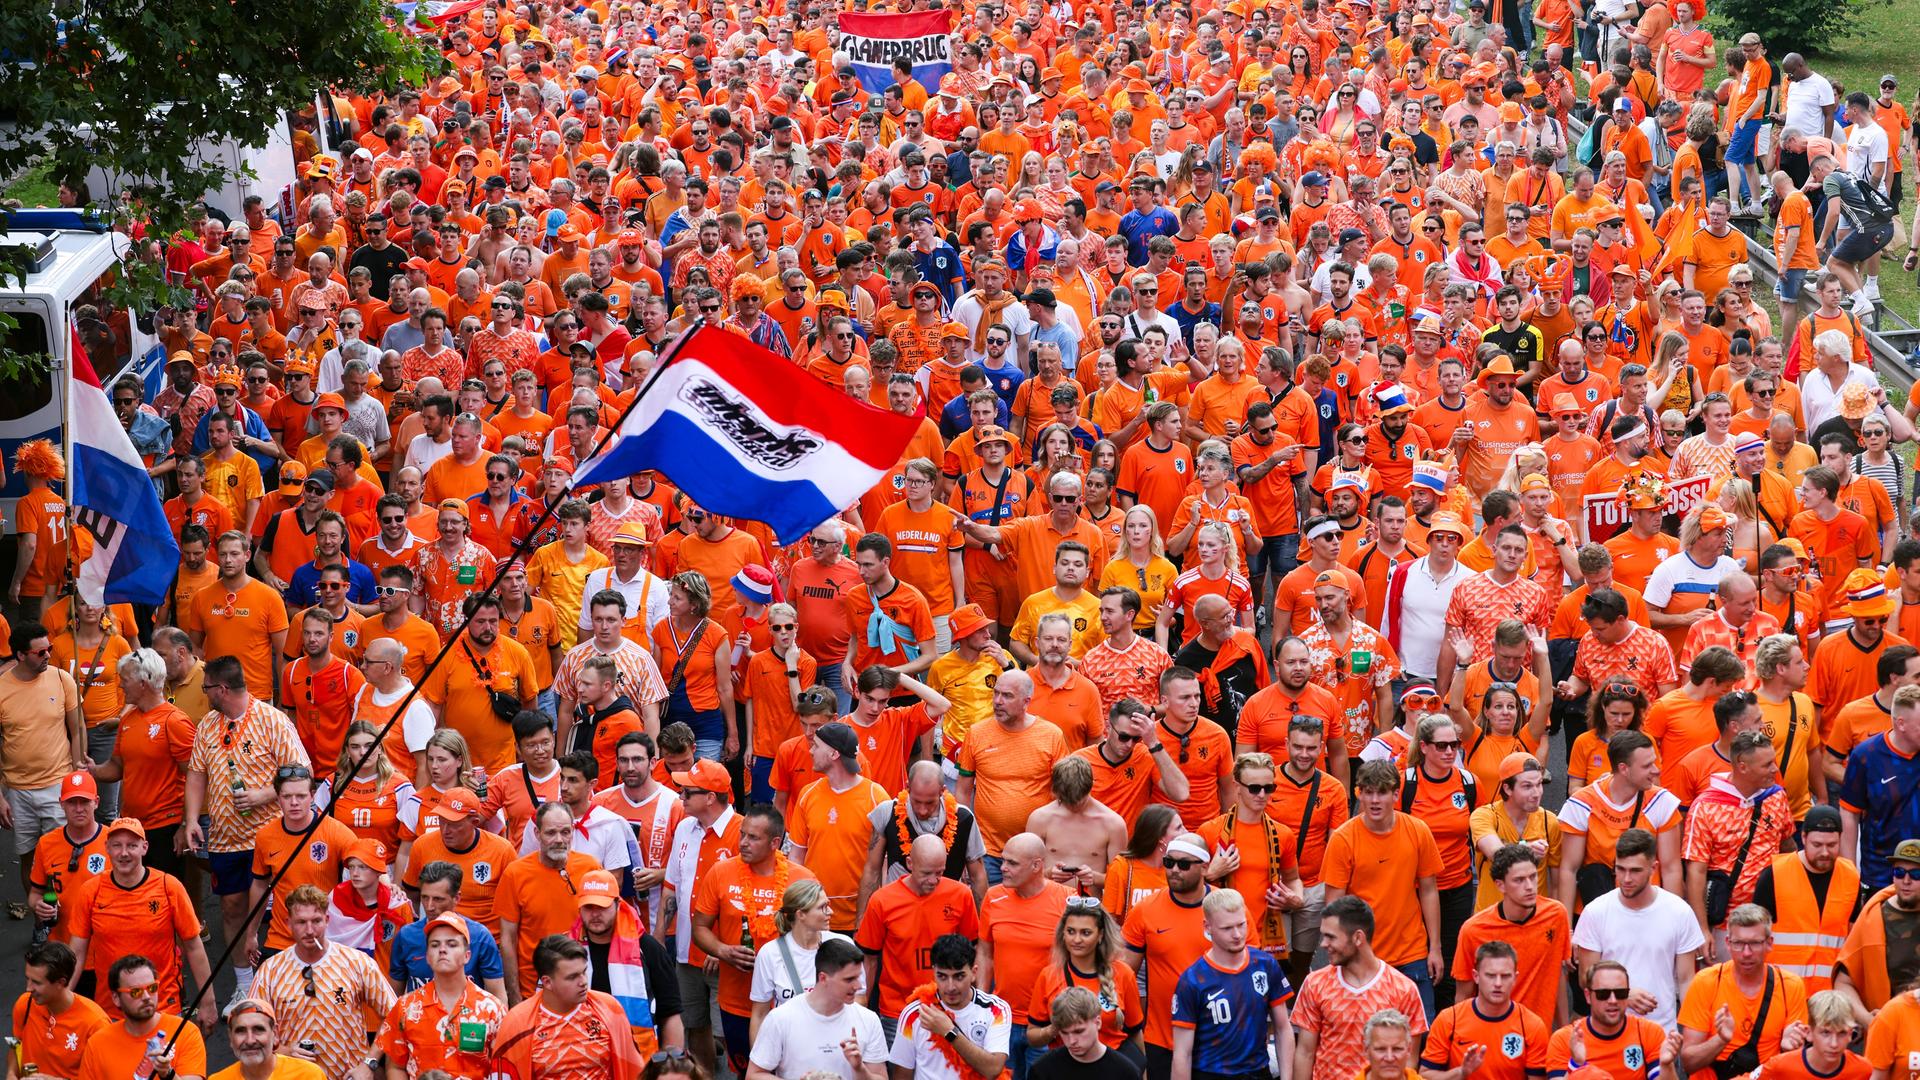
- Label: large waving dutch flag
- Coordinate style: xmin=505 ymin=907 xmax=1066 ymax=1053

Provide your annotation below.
xmin=70 ymin=337 xmax=178 ymax=605
xmin=573 ymin=326 xmax=919 ymax=544
xmin=839 ymin=10 xmax=954 ymax=96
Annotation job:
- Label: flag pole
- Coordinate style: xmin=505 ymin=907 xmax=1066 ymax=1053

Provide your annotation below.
xmin=170 ymin=315 xmax=710 ymax=1039
xmin=569 ymin=315 xmax=704 ymax=483
xmin=57 ymin=327 xmax=78 ymax=607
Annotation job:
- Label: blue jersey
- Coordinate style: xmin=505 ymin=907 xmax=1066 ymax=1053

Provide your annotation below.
xmin=1837 ymin=732 xmax=1920 ymax=888
xmin=389 ymin=914 xmax=505 ymax=992
xmin=1170 ymin=950 xmax=1293 ymax=1076
xmin=1119 ymin=206 xmax=1179 ymax=265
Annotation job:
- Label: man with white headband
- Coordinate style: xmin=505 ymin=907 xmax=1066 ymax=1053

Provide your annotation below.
xmin=1121 ymin=833 xmax=1217 ymax=1080
xmin=1714 ymin=433 xmax=1800 ymax=539
xmin=1580 ymin=414 xmax=1657 ymax=543
xmin=1277 ymin=515 xmax=1369 ymax=635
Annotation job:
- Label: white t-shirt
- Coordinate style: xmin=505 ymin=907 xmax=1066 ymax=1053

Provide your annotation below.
xmin=750 ymin=931 xmax=860 ymax=1006
xmin=1569 ymin=887 xmax=1705 ymax=1031
xmin=354 ymin=682 xmax=435 ymax=757
xmin=1781 ymin=75 xmax=1836 ymax=139
xmin=748 ymin=996 xmax=890 ymax=1080
xmin=1642 ymin=552 xmax=1742 ymax=618
xmin=889 ymin=990 xmax=1014 ymax=1080
xmin=1848 ymin=121 xmax=1891 ymax=182
xmin=1381 ymin=555 xmax=1469 ymax=679
xmin=404 ymin=431 xmax=453 ymax=475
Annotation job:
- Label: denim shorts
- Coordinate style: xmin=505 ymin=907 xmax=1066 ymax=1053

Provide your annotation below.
xmin=1835 ymin=221 xmax=1895 ymax=264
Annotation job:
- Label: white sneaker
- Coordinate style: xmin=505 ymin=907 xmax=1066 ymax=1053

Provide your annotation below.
xmin=1852 ymin=291 xmax=1877 ymax=315
xmin=1866 ymin=278 xmax=1883 ymax=300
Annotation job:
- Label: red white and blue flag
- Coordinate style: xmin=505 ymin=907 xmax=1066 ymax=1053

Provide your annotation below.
xmin=838 ymin=10 xmax=953 ymax=96
xmin=395 ymin=0 xmax=487 ymax=29
xmin=68 ymin=333 xmax=178 ymax=605
xmin=573 ymin=326 xmax=919 ymax=544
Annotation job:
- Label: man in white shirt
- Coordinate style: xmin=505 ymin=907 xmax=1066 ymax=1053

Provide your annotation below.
xmin=1569 ymin=828 xmax=1704 ymax=1031
xmin=1777 ymin=54 xmax=1837 ymax=141
xmin=518 ymin=752 xmax=637 ymax=881
xmin=577 ymin=524 xmax=672 ymax=640
xmin=1381 ymin=510 xmax=1472 ymax=688
xmin=746 ymin=938 xmax=889 ymax=1080
xmin=889 ymin=934 xmax=1012 ymax=1080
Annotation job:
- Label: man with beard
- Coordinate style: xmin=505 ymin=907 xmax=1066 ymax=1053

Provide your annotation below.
xmin=1122 ymin=833 xmax=1220 ymax=1079
xmin=74 ymin=955 xmax=209 ymax=1080
xmin=1365 ymin=391 xmax=1431 ymax=500
xmin=567 ymin=868 xmax=684 ymax=1055
xmin=1454 ymin=355 xmax=1542 ymax=499
xmin=497 ymin=802 xmax=605 ymax=1004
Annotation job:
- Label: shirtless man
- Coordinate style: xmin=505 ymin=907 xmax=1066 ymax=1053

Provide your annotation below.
xmin=1027 ymin=755 xmax=1129 ymax=894
xmin=466 ymin=208 xmax=517 ymax=280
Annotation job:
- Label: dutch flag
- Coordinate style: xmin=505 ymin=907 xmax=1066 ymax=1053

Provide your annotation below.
xmin=69 ymin=333 xmax=178 ymax=605
xmin=573 ymin=325 xmax=920 ymax=544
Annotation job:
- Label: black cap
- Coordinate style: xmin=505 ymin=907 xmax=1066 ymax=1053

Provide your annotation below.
xmin=1256 ymin=206 xmax=1280 ymax=221
xmin=1338 ymin=227 xmax=1368 ymax=245
xmin=484 ymin=175 xmax=508 ymax=189
xmin=815 ymin=721 xmax=859 ymax=759
xmin=769 ymin=115 xmax=793 ymax=130
xmin=1024 ymin=288 xmax=1057 ymax=307
xmin=1802 ymin=805 xmax=1842 ymax=834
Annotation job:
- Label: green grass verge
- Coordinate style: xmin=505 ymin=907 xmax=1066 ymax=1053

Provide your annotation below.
xmin=2 ymin=162 xmax=58 ymax=209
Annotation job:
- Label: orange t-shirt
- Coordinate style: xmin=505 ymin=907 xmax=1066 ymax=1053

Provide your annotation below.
xmin=854 ymin=877 xmax=981 ymax=1017
xmin=955 ymin=718 xmax=1069 ymax=855
xmin=67 ymin=870 xmax=201 ymax=1017
xmin=1196 ymin=813 xmax=1301 ymax=949
xmin=181 ymin=578 xmax=291 ymax=699
xmin=250 ymin=813 xmax=359 ymax=949
xmin=982 ymin=880 xmax=1073 ymax=1022
xmin=788 ymin=777 xmax=889 ymax=930
xmin=1321 ymin=814 xmax=1445 ymax=966
xmin=399 ymin=827 xmax=518 ymax=935
xmin=872 ymin=501 xmax=966 ymax=615
xmin=1643 ymin=689 xmax=1720 ymax=765
xmin=494 ymin=851 xmax=604 ymax=992
xmin=1121 ymin=887 xmax=1213 ymax=1048
xmin=690 ymin=855 xmax=821 ymax=1015
xmin=1458 ymin=398 xmax=1542 ymax=496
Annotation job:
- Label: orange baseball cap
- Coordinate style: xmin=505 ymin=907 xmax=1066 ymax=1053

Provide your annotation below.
xmin=671 ymin=759 xmax=731 ymax=796
xmin=439 ymin=787 xmax=484 ymax=818
xmin=345 ymin=838 xmax=389 ymax=873
xmin=577 ymin=868 xmax=621 ymax=908
xmin=61 ymin=770 xmax=98 ymax=802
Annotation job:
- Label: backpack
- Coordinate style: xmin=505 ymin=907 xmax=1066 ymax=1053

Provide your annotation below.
xmin=1401 ymin=763 xmax=1477 ymax=814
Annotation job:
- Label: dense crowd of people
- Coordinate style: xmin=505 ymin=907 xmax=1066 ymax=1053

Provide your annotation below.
xmin=11 ymin=1 xmax=1920 ymax=1080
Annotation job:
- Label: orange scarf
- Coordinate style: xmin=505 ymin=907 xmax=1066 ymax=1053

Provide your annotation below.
xmin=895 ymin=791 xmax=960 ymax=853
xmin=970 ymin=290 xmax=1017 ymax=352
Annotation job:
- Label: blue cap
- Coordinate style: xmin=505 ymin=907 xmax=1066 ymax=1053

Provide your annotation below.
xmin=544 ymin=208 xmax=568 ymax=235
xmin=1301 ymin=170 xmax=1328 ymax=187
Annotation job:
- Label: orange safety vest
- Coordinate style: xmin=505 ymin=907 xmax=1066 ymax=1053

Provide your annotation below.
xmin=1768 ymin=852 xmax=1859 ymax=993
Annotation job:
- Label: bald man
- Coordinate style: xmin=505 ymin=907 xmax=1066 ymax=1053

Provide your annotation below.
xmin=857 ymin=760 xmax=989 ymax=915
xmin=978 ymin=831 xmax=1072 ymax=1077
xmin=954 ymin=670 xmax=1069 ymax=882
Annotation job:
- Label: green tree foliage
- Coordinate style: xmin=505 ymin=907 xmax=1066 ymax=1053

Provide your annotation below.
xmin=0 ymin=0 xmax=433 ymax=244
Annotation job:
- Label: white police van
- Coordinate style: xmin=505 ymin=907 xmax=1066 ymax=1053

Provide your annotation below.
xmin=0 ymin=209 xmax=159 ymax=530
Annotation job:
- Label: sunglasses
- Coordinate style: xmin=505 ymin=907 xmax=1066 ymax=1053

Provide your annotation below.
xmin=1590 ymin=987 xmax=1631 ymax=1001
xmin=1894 ymin=867 xmax=1920 ymax=880
xmin=317 ymin=581 xmax=347 ymax=591
xmin=1429 ymin=739 xmax=1460 ymax=750
xmin=1163 ymin=857 xmax=1202 ymax=870
xmin=1243 ymin=783 xmax=1275 ymax=794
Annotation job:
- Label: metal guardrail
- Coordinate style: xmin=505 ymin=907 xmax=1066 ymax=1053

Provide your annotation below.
xmin=1734 ymin=218 xmax=1917 ymax=389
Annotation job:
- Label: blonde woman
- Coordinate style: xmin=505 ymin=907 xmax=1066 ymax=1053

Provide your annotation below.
xmin=749 ymin=879 xmax=856 ymax=1042
xmin=1648 ymin=330 xmax=1700 ymax=417
xmin=1717 ymin=477 xmax=1775 ymax=572
xmin=402 ymin=728 xmax=491 ymax=839
xmin=1156 ymin=520 xmax=1251 ymax=647
xmin=1097 ymin=504 xmax=1179 ymax=633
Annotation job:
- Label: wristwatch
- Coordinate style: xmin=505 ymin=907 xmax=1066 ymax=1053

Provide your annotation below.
xmin=942 ymin=1028 xmax=961 ymax=1044
xmin=785 ymin=669 xmax=800 ymax=677
xmin=1148 ymin=742 xmax=1170 ymax=755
